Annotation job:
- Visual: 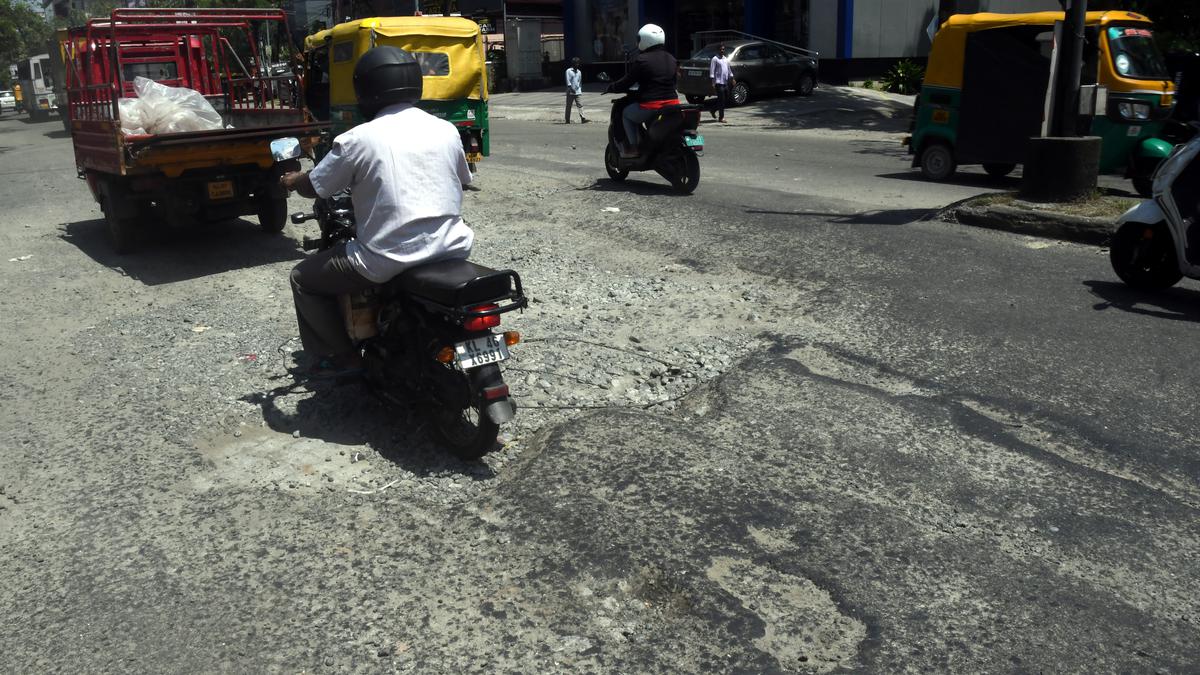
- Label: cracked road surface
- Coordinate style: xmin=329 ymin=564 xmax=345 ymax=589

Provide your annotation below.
xmin=1 ymin=115 xmax=1198 ymax=672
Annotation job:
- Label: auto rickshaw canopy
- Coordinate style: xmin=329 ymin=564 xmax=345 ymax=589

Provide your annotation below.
xmin=306 ymin=16 xmax=487 ymax=106
xmin=925 ymin=11 xmax=1156 ymax=90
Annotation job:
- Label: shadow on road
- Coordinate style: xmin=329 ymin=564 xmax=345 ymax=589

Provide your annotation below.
xmin=579 ymin=177 xmax=689 ymax=196
xmin=705 ymin=87 xmax=912 ymax=133
xmin=238 ymin=374 xmax=499 ymax=476
xmin=42 ymin=128 xmax=70 ymax=140
xmin=745 ymin=207 xmax=933 ymax=225
xmin=61 ymin=216 xmax=305 ymax=285
xmin=876 ymin=170 xmax=1020 ymax=190
xmin=1084 ymin=280 xmax=1200 ymax=323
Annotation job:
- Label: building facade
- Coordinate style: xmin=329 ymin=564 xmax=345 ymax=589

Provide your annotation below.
xmin=564 ymin=0 xmax=1061 ymax=78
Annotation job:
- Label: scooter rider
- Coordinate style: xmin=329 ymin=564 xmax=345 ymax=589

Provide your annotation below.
xmin=605 ymin=24 xmax=679 ymax=158
xmin=279 ymin=46 xmax=474 ymax=378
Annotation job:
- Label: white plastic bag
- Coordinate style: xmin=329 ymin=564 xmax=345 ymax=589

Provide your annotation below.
xmin=120 ymin=76 xmax=225 ymax=135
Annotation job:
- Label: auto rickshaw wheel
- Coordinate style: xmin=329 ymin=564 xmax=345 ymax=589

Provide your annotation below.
xmin=919 ymin=141 xmax=956 ymax=181
xmin=983 ymin=163 xmax=1015 ymax=178
xmin=1109 ymin=220 xmax=1182 ymax=290
xmin=1132 ymin=176 xmax=1154 ymax=198
xmin=103 ymin=199 xmax=136 ymax=255
xmin=257 ymin=195 xmax=288 ymax=234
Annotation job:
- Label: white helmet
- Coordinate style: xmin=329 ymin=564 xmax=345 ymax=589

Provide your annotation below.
xmin=637 ymin=24 xmax=666 ymax=51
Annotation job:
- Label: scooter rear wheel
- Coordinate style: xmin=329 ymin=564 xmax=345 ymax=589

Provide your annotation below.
xmin=604 ymin=142 xmax=629 ymax=182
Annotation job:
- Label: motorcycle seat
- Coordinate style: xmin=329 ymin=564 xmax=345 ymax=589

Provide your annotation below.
xmin=388 ymin=258 xmax=515 ymax=307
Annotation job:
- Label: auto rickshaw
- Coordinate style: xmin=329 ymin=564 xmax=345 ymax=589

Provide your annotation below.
xmin=303 ymin=16 xmax=488 ymax=168
xmin=909 ymin=11 xmax=1177 ymax=196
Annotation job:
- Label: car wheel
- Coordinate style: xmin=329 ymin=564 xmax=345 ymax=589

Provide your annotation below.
xmin=731 ymin=81 xmax=750 ymax=106
xmin=795 ymin=72 xmax=815 ymax=96
xmin=685 ymin=94 xmax=705 ymax=104
xmin=919 ymin=141 xmax=956 ymax=181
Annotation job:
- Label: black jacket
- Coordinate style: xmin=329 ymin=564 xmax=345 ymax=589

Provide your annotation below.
xmin=610 ymin=46 xmax=678 ymax=103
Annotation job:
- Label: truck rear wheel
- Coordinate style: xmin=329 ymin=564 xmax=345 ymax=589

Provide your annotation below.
xmin=257 ymin=195 xmax=287 ymax=233
xmin=104 ymin=202 xmax=137 ymax=254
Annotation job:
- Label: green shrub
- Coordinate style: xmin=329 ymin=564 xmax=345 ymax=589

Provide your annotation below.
xmin=882 ymin=60 xmax=925 ymax=95
xmin=862 ymin=79 xmax=875 ymax=90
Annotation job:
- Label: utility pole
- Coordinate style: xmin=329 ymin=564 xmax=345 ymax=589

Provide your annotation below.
xmin=1050 ymin=0 xmax=1088 ymax=136
xmin=1019 ymin=0 xmax=1100 ymax=202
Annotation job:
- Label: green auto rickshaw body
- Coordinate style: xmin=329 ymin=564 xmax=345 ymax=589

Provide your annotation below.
xmin=910 ymin=11 xmax=1176 ymax=179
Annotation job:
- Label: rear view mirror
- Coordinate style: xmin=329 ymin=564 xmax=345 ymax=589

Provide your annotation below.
xmin=270 ymin=137 xmax=301 ymax=162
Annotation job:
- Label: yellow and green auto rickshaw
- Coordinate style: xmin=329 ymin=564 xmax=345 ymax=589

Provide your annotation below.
xmin=304 ymin=16 xmax=488 ymax=167
xmin=909 ymin=11 xmax=1177 ymax=195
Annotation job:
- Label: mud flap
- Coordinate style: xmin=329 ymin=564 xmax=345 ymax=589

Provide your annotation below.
xmin=485 ymin=398 xmax=516 ymax=424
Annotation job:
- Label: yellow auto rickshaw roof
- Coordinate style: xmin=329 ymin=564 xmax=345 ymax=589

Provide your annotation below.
xmin=926 ymin=11 xmax=1156 ymax=89
xmin=306 ymin=16 xmax=480 ymax=49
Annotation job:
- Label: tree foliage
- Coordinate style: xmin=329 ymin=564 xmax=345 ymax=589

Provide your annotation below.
xmin=0 ymin=0 xmax=54 ymax=75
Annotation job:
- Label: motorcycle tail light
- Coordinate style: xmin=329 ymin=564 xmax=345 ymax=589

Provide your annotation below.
xmin=463 ymin=304 xmax=500 ymax=331
xmin=483 ymin=384 xmax=509 ymax=400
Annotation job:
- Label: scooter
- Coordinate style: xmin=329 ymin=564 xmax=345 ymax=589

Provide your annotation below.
xmin=1110 ymin=126 xmax=1200 ymax=290
xmin=277 ymin=137 xmax=527 ymax=461
xmin=598 ymin=75 xmax=704 ymax=194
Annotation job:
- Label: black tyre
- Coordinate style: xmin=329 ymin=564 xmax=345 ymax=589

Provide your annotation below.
xmin=604 ymin=142 xmax=628 ymax=182
xmin=919 ymin=141 xmax=956 ymax=181
xmin=983 ymin=162 xmax=1016 ymax=178
xmin=731 ymin=81 xmax=750 ymax=106
xmin=104 ymin=200 xmax=136 ymax=254
xmin=431 ymin=378 xmax=500 ymax=461
xmin=257 ymin=195 xmax=287 ymax=233
xmin=670 ymin=150 xmax=701 ymax=194
xmin=1132 ymin=175 xmax=1154 ymax=198
xmin=795 ymin=72 xmax=816 ymax=96
xmin=1109 ymin=220 xmax=1182 ymax=290
xmin=685 ymin=94 xmax=706 ymax=104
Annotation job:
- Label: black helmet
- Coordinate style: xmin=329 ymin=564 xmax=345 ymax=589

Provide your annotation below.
xmin=353 ymin=46 xmax=423 ymax=120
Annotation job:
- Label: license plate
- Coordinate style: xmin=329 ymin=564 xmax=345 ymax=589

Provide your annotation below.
xmin=686 ymin=69 xmax=704 ymax=76
xmin=466 ymin=152 xmax=483 ymax=163
xmin=685 ymin=135 xmax=705 ymax=147
xmin=455 ymin=334 xmax=510 ymax=370
xmin=207 ymin=180 xmax=234 ymax=200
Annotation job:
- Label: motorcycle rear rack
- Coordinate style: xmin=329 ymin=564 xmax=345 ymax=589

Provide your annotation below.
xmin=412 ymin=268 xmax=528 ymax=322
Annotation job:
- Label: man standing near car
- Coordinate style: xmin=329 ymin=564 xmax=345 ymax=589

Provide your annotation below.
xmin=709 ymin=43 xmax=735 ymax=123
xmin=564 ymin=57 xmax=588 ymax=124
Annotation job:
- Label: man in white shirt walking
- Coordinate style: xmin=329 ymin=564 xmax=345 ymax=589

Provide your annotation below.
xmin=564 ymin=57 xmax=588 ymax=124
xmin=280 ymin=47 xmax=474 ymax=378
xmin=709 ymin=43 xmax=735 ymax=123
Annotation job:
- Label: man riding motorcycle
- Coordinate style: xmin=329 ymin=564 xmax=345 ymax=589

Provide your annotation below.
xmin=280 ymin=46 xmax=475 ymax=378
xmin=604 ymin=23 xmax=679 ymax=159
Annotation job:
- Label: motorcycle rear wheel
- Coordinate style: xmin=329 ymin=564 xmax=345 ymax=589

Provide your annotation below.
xmin=431 ymin=378 xmax=500 ymax=460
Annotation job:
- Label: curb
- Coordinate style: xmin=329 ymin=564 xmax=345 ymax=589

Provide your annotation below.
xmin=938 ymin=196 xmax=1117 ymax=246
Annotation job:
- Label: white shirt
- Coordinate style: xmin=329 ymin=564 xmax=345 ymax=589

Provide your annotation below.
xmin=308 ymin=103 xmax=474 ymax=283
xmin=710 ymin=55 xmax=733 ymax=85
xmin=565 ymin=67 xmax=582 ymax=95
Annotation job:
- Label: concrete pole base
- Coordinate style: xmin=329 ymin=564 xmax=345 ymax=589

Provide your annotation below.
xmin=1019 ymin=136 xmax=1102 ymax=203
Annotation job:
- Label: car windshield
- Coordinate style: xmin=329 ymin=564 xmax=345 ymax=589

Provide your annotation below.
xmin=690 ymin=44 xmax=728 ymax=60
xmin=1107 ymin=26 xmax=1169 ymax=80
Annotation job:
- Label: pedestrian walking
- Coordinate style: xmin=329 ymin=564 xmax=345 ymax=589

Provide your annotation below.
xmin=565 ymin=57 xmax=589 ymax=124
xmin=709 ymin=43 xmax=735 ymax=123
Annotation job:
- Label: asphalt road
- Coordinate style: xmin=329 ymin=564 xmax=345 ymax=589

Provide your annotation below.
xmin=1 ymin=112 xmax=1197 ymax=672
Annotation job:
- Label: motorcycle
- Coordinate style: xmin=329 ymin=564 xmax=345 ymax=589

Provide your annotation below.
xmin=598 ymin=74 xmax=704 ymax=194
xmin=1109 ymin=125 xmax=1200 ymax=291
xmin=278 ymin=137 xmax=527 ymax=460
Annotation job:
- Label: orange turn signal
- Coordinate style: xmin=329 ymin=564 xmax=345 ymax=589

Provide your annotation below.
xmin=503 ymin=331 xmax=521 ymax=347
xmin=435 ymin=346 xmax=456 ymax=364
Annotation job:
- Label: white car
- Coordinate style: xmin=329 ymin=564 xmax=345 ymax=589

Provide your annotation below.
xmin=0 ymin=90 xmax=15 ymax=113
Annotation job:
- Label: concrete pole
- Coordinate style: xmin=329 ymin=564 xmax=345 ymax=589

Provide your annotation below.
xmin=1050 ymin=0 xmax=1087 ymax=137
